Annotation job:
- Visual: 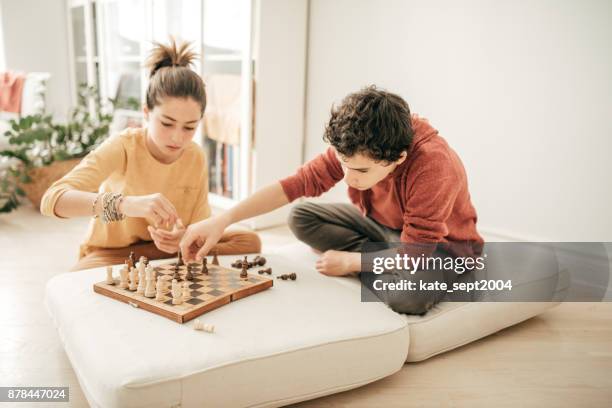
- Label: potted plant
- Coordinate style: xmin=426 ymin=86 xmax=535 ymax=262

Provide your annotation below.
xmin=0 ymin=85 xmax=114 ymax=213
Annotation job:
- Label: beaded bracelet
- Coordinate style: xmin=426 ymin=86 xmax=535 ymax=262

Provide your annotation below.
xmin=100 ymin=192 xmax=126 ymax=223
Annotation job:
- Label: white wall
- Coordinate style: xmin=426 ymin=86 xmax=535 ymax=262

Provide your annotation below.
xmin=0 ymin=2 xmax=5 ymax=71
xmin=304 ymin=0 xmax=612 ymax=241
xmin=0 ymin=0 xmax=72 ymax=120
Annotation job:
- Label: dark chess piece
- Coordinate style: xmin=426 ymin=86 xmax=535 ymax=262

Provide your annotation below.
xmin=289 ymin=273 xmax=297 ymax=281
xmin=143 ymin=257 xmax=149 ymax=267
xmin=258 ymin=267 xmax=272 ymax=275
xmin=240 ymin=262 xmax=248 ymax=280
xmin=253 ymin=256 xmax=267 ymax=266
xmin=212 ymin=251 xmax=220 ymax=266
xmin=128 ymin=251 xmax=136 ymax=269
xmin=202 ymin=258 xmax=209 ymax=274
xmin=231 ymin=259 xmax=242 ymax=268
xmin=173 ymin=264 xmax=181 ymax=281
xmin=277 ymin=274 xmax=288 ymax=280
xmin=177 ymin=250 xmax=184 ymax=266
xmin=185 ymin=266 xmax=193 ymax=281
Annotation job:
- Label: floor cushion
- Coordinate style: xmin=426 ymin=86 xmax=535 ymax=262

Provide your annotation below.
xmin=269 ymin=243 xmax=565 ymax=363
xmin=45 ymin=252 xmax=410 ymax=408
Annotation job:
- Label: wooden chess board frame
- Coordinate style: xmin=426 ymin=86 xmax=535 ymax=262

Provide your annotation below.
xmin=93 ymin=261 xmax=273 ymax=323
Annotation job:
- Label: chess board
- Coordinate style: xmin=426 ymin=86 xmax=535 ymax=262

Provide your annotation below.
xmin=93 ymin=261 xmax=273 ymax=323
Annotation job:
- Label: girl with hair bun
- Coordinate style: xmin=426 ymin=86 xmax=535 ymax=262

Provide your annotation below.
xmin=41 ymin=39 xmax=260 ymax=271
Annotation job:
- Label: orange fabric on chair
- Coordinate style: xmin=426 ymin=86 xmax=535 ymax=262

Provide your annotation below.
xmin=0 ymin=71 xmax=26 ymax=113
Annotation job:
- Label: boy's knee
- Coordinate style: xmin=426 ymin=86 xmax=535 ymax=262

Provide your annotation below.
xmin=287 ymin=202 xmax=319 ymax=238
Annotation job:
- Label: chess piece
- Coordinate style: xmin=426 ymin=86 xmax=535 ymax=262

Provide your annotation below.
xmin=105 ymin=266 xmax=115 ymax=284
xmin=128 ymin=251 xmax=136 ymax=270
xmin=258 ymin=267 xmax=272 ymax=275
xmin=212 ymin=251 xmax=219 ymax=266
xmin=171 ymin=279 xmax=183 ymax=305
xmin=231 ymin=259 xmax=242 ymax=268
xmin=202 ymin=258 xmax=208 ymax=274
xmin=155 ymin=276 xmax=165 ymax=301
xmin=289 ymin=273 xmax=297 ymax=281
xmin=253 ymin=256 xmax=267 ymax=266
xmin=185 ymin=265 xmax=194 ymax=281
xmin=177 ymin=249 xmax=184 ymax=267
xmin=172 ymin=264 xmax=181 ymax=281
xmin=143 ymin=256 xmax=149 ymax=267
xmin=136 ymin=260 xmax=146 ymax=294
xmin=193 ymin=319 xmax=214 ymax=333
xmin=144 ymin=265 xmax=156 ymax=298
xmin=137 ymin=273 xmax=146 ymax=294
xmin=182 ymin=281 xmax=190 ymax=300
xmin=119 ymin=263 xmax=129 ymax=289
xmin=129 ymin=267 xmax=138 ymax=290
xmin=240 ymin=262 xmax=248 ymax=280
xmin=277 ymin=273 xmax=297 ymax=281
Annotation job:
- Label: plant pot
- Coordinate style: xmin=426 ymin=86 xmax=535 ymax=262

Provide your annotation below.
xmin=19 ymin=158 xmax=81 ymax=210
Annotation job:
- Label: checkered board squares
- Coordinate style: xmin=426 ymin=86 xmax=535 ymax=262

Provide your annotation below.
xmin=93 ymin=261 xmax=273 ymax=323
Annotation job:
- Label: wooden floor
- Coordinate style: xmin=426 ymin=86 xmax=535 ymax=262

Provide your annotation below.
xmin=1 ymin=204 xmax=611 ymax=407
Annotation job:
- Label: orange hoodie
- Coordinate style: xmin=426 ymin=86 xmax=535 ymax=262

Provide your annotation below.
xmin=279 ymin=114 xmax=483 ymax=251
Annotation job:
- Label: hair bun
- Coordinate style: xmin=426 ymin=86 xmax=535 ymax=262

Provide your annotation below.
xmin=145 ymin=38 xmax=197 ymax=78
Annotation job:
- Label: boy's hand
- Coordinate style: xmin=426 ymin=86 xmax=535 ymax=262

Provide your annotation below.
xmin=119 ymin=193 xmax=179 ymax=227
xmin=315 ymin=250 xmax=361 ymax=276
xmin=180 ymin=214 xmax=230 ymax=262
xmin=148 ymin=219 xmax=186 ymax=254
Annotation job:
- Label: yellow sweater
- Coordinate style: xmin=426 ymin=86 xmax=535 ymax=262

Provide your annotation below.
xmin=41 ymin=127 xmax=211 ymax=258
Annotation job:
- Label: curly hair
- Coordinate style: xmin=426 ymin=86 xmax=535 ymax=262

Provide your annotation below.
xmin=323 ymin=86 xmax=413 ymax=163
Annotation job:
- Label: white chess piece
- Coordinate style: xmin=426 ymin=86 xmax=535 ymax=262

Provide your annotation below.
xmin=182 ymin=281 xmax=190 ymax=300
xmin=171 ymin=279 xmax=183 ymax=305
xmin=119 ymin=265 xmax=129 ymax=289
xmin=136 ymin=264 xmax=146 ymax=295
xmin=144 ymin=265 xmax=156 ymax=298
xmin=155 ymin=276 xmax=164 ymax=301
xmin=129 ymin=267 xmax=138 ymax=291
xmin=105 ymin=266 xmax=115 ymax=285
xmin=193 ymin=319 xmax=214 ymax=333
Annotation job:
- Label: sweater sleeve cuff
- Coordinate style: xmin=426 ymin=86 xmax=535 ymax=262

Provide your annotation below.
xmin=40 ymin=187 xmax=70 ymax=219
xmin=279 ymin=176 xmax=304 ymax=203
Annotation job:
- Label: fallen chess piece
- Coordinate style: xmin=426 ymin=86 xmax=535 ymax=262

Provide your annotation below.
xmin=193 ymin=319 xmax=214 ymax=333
xmin=253 ymin=255 xmax=267 ymax=266
xmin=277 ymin=273 xmax=297 ymax=281
xmin=258 ymin=267 xmax=272 ymax=275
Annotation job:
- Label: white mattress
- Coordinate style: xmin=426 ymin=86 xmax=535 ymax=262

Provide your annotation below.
xmin=45 ymin=252 xmax=410 ymax=408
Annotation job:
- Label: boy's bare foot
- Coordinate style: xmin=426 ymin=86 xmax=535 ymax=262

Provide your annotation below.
xmin=315 ymin=250 xmax=361 ymax=276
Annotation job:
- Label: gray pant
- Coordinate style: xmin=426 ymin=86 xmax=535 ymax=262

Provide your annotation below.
xmin=288 ymin=202 xmax=471 ymax=315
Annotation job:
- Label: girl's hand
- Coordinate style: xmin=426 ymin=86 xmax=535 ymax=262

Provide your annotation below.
xmin=119 ymin=193 xmax=179 ymax=227
xmin=147 ymin=219 xmax=186 ymax=254
xmin=179 ymin=214 xmax=230 ymax=262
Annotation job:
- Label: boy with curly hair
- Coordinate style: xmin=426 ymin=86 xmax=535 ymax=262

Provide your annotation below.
xmin=180 ymin=86 xmax=483 ymax=314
